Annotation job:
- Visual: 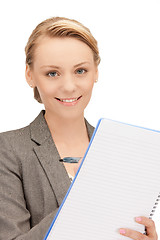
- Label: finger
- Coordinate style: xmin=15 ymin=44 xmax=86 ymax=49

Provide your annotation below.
xmin=119 ymin=228 xmax=148 ymax=240
xmin=135 ymin=216 xmax=157 ymax=237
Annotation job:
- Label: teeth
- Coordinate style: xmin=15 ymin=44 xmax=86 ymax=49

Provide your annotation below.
xmin=60 ymin=98 xmax=78 ymax=102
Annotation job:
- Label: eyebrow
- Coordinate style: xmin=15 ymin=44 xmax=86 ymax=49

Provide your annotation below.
xmin=40 ymin=61 xmax=91 ymax=69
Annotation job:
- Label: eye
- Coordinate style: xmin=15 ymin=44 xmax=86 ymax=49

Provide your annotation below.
xmin=47 ymin=71 xmax=58 ymax=77
xmin=76 ymin=68 xmax=87 ymax=74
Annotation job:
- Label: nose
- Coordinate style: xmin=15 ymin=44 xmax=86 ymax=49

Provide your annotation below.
xmin=62 ymin=74 xmax=76 ymax=93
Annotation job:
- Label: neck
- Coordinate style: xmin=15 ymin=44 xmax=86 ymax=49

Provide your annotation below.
xmin=44 ymin=110 xmax=88 ymax=143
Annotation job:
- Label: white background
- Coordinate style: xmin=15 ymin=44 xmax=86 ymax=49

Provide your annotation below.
xmin=0 ymin=0 xmax=160 ymax=237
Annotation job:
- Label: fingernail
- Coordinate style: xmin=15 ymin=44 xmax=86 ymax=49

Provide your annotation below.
xmin=136 ymin=217 xmax=142 ymax=222
xmin=119 ymin=229 xmax=126 ymax=235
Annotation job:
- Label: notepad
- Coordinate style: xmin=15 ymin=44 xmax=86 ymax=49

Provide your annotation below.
xmin=44 ymin=119 xmax=160 ymax=240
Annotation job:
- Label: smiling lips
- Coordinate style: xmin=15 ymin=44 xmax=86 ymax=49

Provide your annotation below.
xmin=55 ymin=96 xmax=82 ymax=106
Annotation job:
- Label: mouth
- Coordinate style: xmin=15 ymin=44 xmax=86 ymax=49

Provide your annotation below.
xmin=55 ymin=96 xmax=82 ymax=103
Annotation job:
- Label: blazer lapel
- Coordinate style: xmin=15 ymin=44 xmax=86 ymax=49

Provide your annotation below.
xmin=30 ymin=110 xmax=94 ymax=206
xmin=33 ymin=139 xmax=71 ymax=206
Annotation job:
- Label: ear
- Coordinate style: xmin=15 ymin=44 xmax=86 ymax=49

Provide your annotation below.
xmin=25 ymin=65 xmax=36 ymax=88
xmin=94 ymin=66 xmax=99 ymax=83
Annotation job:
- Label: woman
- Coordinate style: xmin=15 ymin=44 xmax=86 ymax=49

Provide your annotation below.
xmin=0 ymin=17 xmax=157 ymax=240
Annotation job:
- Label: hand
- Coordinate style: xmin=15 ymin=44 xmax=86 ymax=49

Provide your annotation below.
xmin=119 ymin=216 xmax=158 ymax=239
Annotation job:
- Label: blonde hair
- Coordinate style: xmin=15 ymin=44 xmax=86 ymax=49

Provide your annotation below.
xmin=25 ymin=17 xmax=101 ymax=103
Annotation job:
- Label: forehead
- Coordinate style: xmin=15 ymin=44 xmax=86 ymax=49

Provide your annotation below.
xmin=34 ymin=36 xmax=94 ymax=66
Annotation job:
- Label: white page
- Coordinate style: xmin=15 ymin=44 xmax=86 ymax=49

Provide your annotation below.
xmin=45 ymin=119 xmax=160 ymax=240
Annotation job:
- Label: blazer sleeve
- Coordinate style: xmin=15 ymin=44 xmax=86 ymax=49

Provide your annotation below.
xmin=0 ymin=134 xmax=57 ymax=240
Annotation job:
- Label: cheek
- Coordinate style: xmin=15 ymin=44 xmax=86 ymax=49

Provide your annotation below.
xmin=82 ymin=78 xmax=95 ymax=94
xmin=32 ymin=72 xmax=56 ymax=96
xmin=36 ymin=82 xmax=57 ymax=100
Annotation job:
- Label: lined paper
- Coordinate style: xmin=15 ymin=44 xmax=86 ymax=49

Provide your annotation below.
xmin=45 ymin=119 xmax=160 ymax=240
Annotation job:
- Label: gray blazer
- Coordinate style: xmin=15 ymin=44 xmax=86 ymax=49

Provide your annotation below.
xmin=0 ymin=110 xmax=94 ymax=240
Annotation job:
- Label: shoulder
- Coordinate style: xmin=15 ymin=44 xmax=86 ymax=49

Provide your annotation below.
xmin=0 ymin=126 xmax=32 ymax=173
xmin=0 ymin=110 xmax=45 ymax=148
xmin=0 ymin=125 xmax=31 ymax=150
xmin=0 ymin=112 xmax=44 ymax=172
xmin=0 ymin=111 xmax=44 ymax=158
xmin=0 ymin=110 xmax=49 ymax=161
